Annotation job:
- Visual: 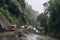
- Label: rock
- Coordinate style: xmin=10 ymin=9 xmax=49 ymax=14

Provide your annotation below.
xmin=14 ymin=29 xmax=26 ymax=37
xmin=0 ymin=29 xmax=26 ymax=40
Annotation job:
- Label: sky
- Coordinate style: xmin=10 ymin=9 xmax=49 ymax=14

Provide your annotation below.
xmin=25 ymin=0 xmax=49 ymax=14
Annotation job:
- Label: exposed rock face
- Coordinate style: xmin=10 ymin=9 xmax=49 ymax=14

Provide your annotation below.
xmin=0 ymin=14 xmax=11 ymax=32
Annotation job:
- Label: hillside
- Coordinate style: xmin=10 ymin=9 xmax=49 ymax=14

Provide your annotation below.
xmin=0 ymin=0 xmax=39 ymax=32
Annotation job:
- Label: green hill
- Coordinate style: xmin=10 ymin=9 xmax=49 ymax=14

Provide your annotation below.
xmin=0 ymin=0 xmax=38 ymax=31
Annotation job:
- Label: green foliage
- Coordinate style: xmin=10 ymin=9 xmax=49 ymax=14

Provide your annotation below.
xmin=37 ymin=13 xmax=48 ymax=27
xmin=41 ymin=0 xmax=60 ymax=39
xmin=0 ymin=0 xmax=37 ymax=26
xmin=37 ymin=13 xmax=48 ymax=34
xmin=17 ymin=0 xmax=25 ymax=8
xmin=47 ymin=0 xmax=60 ymax=32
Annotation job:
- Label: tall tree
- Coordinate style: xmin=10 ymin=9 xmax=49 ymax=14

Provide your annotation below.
xmin=37 ymin=13 xmax=48 ymax=34
xmin=43 ymin=0 xmax=60 ymax=39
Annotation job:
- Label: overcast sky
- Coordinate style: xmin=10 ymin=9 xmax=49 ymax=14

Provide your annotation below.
xmin=25 ymin=0 xmax=49 ymax=14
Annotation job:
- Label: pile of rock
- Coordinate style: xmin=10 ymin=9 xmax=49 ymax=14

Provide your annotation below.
xmin=0 ymin=29 xmax=26 ymax=40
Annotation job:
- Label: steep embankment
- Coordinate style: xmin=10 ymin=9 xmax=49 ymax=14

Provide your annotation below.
xmin=0 ymin=0 xmax=26 ymax=25
xmin=0 ymin=0 xmax=38 ymax=32
xmin=0 ymin=13 xmax=11 ymax=31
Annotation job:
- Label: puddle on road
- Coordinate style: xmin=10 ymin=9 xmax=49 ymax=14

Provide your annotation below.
xmin=24 ymin=34 xmax=58 ymax=40
xmin=25 ymin=34 xmax=40 ymax=40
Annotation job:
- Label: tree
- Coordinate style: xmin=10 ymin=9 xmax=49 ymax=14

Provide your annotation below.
xmin=43 ymin=0 xmax=60 ymax=39
xmin=37 ymin=13 xmax=48 ymax=34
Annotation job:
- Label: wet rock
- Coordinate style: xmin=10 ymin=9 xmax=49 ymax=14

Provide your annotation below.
xmin=14 ymin=29 xmax=26 ymax=37
xmin=0 ymin=29 xmax=26 ymax=40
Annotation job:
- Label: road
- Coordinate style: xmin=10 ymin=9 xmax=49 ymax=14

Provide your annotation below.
xmin=25 ymin=33 xmax=58 ymax=40
xmin=0 ymin=29 xmax=58 ymax=40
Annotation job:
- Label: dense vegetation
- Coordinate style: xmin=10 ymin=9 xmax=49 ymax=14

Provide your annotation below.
xmin=37 ymin=13 xmax=48 ymax=34
xmin=37 ymin=0 xmax=60 ymax=39
xmin=0 ymin=0 xmax=38 ymax=27
xmin=0 ymin=0 xmax=40 ymax=34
